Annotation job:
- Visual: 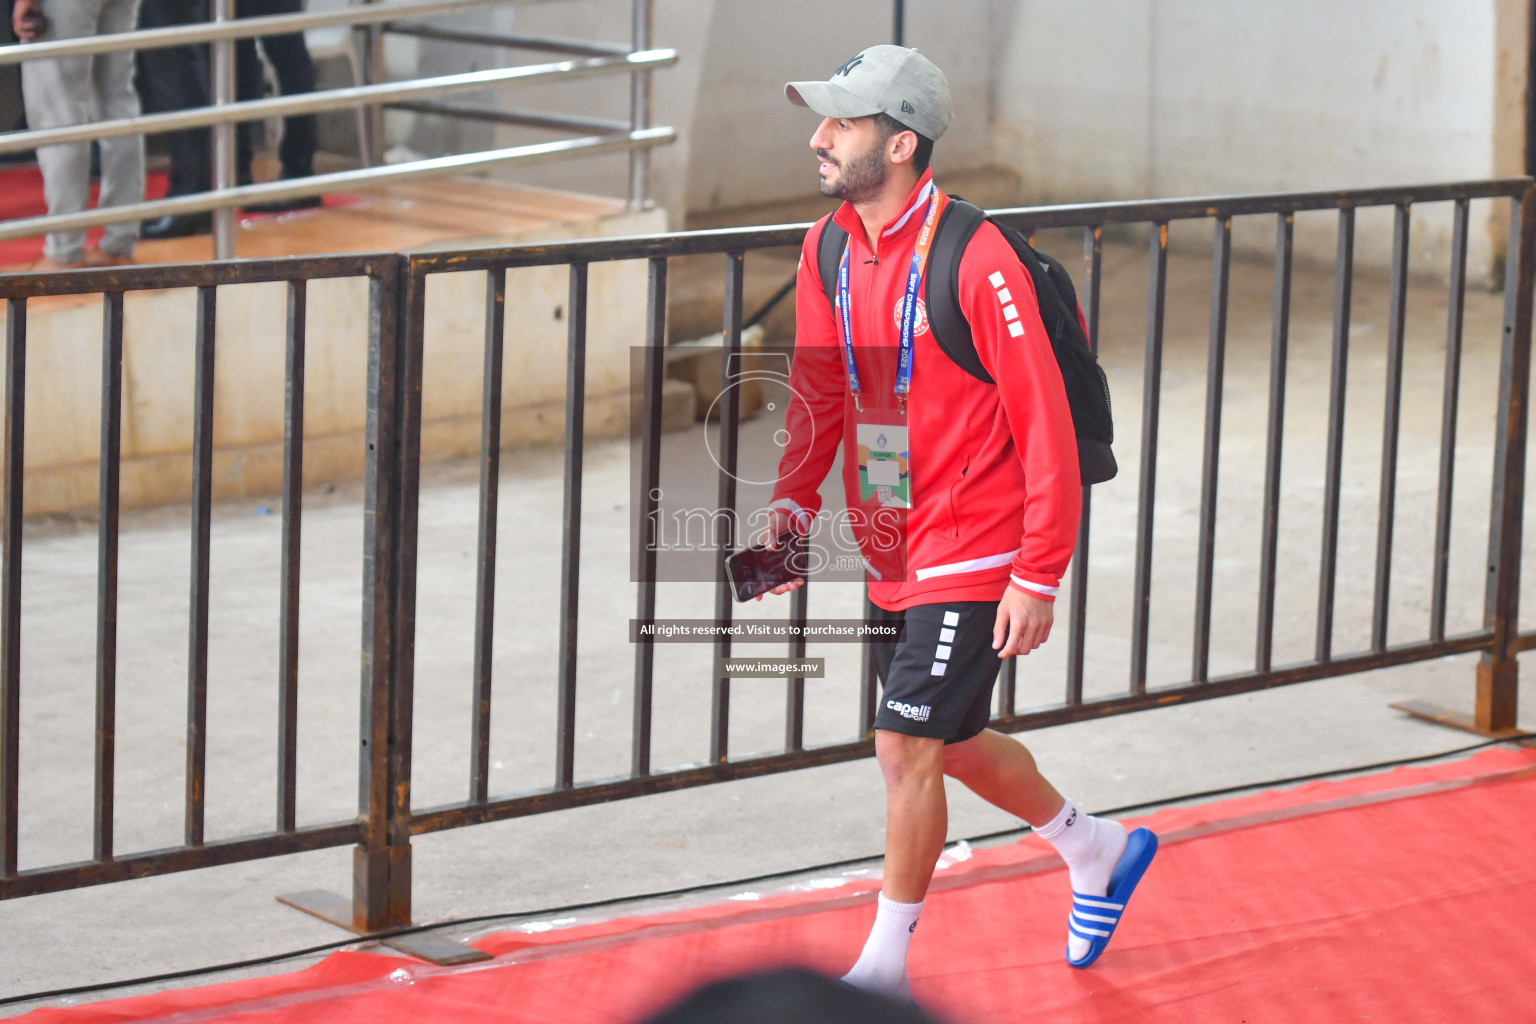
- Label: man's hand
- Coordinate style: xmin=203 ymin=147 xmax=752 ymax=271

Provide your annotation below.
xmin=992 ymin=586 xmax=1052 ymax=657
xmin=752 ymin=506 xmax=805 ymax=601
xmin=12 ymin=0 xmax=47 ymax=41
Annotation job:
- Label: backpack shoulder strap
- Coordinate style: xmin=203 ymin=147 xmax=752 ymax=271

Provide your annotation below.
xmin=925 ymin=196 xmax=993 ymax=383
xmin=815 ymin=215 xmax=849 ymax=314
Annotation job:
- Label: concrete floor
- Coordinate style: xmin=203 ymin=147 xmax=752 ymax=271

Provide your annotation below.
xmin=4 ymin=218 xmax=1536 ymax=1011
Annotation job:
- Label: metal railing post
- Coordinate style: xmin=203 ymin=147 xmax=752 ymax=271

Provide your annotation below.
xmin=1475 ymin=186 xmax=1536 ymax=733
xmin=1398 ymin=184 xmax=1536 ymax=736
xmin=710 ymin=253 xmax=744 ymax=762
xmin=632 ymin=257 xmax=667 ymax=776
xmin=355 ymin=262 xmax=405 ymax=930
xmin=384 ymin=255 xmax=425 ymax=929
xmin=211 ymin=0 xmax=237 ymax=259
xmin=1 ymin=301 xmax=24 ymax=882
xmin=627 ymin=0 xmax=652 ymax=210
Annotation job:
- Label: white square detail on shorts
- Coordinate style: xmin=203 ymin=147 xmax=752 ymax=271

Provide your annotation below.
xmin=942 ymin=610 xmax=960 ymax=627
xmin=939 ymin=627 xmax=956 ymax=643
xmin=930 ymin=661 xmax=947 ymax=676
xmin=996 ymin=287 xmax=1011 ymax=304
xmin=988 ymin=271 xmax=1005 ymax=287
xmin=1008 ymin=321 xmax=1025 ymax=337
xmin=1002 ymin=304 xmax=1018 ymax=321
xmin=935 ymin=644 xmax=952 ymax=661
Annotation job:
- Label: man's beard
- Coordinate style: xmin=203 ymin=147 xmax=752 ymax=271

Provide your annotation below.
xmin=818 ymin=142 xmax=886 ymax=202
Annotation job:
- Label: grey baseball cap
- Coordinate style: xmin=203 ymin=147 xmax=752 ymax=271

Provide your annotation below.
xmin=786 ymin=45 xmax=952 ymax=142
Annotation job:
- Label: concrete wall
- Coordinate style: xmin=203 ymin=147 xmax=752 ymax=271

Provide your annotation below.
xmin=678 ymin=0 xmax=997 ymax=213
xmin=370 ymin=1 xmax=1527 ymax=274
xmin=402 ymin=0 xmax=998 ymax=228
xmin=991 ymin=0 xmax=1528 ymax=276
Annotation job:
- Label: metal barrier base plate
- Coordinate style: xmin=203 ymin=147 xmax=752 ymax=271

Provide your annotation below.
xmin=1390 ymin=700 xmax=1527 ymax=741
xmin=277 ymin=889 xmax=492 ymax=966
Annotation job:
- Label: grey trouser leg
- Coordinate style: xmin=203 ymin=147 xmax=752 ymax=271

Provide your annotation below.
xmin=21 ymin=0 xmax=146 ymax=263
xmin=91 ymin=0 xmax=145 ymax=256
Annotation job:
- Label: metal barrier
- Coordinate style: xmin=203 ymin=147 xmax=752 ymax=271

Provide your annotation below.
xmin=0 ymin=0 xmax=673 ymax=258
xmin=0 ymin=179 xmax=1531 ymax=955
xmin=0 ymin=252 xmax=397 ymax=895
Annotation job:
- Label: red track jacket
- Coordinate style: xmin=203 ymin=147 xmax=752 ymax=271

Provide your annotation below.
xmin=769 ymin=170 xmax=1082 ymax=612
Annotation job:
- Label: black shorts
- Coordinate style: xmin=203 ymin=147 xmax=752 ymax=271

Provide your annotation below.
xmin=869 ymin=599 xmax=1002 ymax=744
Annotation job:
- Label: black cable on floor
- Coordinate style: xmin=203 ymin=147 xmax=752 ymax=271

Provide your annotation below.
xmin=3 ymin=731 xmax=1531 ymax=1009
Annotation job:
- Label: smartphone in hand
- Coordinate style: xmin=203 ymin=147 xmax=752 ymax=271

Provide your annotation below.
xmin=724 ymin=534 xmax=807 ymax=602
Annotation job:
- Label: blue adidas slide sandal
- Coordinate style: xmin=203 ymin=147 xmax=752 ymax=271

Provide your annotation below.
xmin=1065 ymin=827 xmax=1158 ymax=969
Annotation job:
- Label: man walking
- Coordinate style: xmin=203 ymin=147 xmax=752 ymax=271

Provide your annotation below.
xmin=758 ymin=46 xmax=1157 ymax=997
xmin=13 ymin=0 xmax=146 ymax=267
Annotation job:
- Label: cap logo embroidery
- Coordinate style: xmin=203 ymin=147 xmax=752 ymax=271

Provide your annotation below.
xmin=835 ymin=54 xmax=865 ymax=77
xmin=901 ymin=100 xmax=916 ymax=114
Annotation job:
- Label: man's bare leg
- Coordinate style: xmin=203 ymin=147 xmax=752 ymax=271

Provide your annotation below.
xmin=940 ymin=728 xmax=1065 ymax=825
xmin=879 ymin=730 xmax=948 ymax=900
xmin=841 ymin=729 xmax=947 ymax=996
xmin=944 ymin=729 xmax=1128 ymax=961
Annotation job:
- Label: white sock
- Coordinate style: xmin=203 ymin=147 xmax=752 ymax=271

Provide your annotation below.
xmin=841 ymin=893 xmax=922 ymax=998
xmin=1035 ymin=797 xmax=1127 ymax=962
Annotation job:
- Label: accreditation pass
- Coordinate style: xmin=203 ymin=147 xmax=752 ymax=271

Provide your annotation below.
xmin=856 ymin=422 xmax=911 ymax=508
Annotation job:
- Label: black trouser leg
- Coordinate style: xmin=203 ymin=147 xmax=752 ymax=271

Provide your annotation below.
xmin=135 ymin=0 xmax=211 ymax=196
xmin=235 ymin=34 xmax=262 ymax=184
xmin=261 ymin=32 xmax=318 ymax=176
xmin=237 ymin=0 xmax=317 ymax=179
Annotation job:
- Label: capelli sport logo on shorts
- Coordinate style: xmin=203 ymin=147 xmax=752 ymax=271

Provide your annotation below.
xmin=887 ymin=700 xmax=932 ymax=722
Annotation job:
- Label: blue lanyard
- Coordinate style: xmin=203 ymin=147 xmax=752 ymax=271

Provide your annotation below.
xmin=836 ymin=189 xmax=944 ymax=415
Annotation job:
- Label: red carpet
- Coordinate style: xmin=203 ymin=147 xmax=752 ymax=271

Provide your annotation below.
xmin=16 ymin=747 xmax=1536 ymax=1023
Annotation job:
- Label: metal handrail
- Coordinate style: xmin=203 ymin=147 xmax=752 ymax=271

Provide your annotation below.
xmin=0 ymin=0 xmax=666 ymax=257
xmin=0 ymin=0 xmax=554 ymax=64
xmin=384 ymin=22 xmax=630 ymax=57
xmin=628 ymin=0 xmax=651 ymax=207
xmin=0 ymin=128 xmax=672 ymax=243
xmin=0 ymin=50 xmax=675 ymax=157
xmin=387 ymin=100 xmax=630 ymax=134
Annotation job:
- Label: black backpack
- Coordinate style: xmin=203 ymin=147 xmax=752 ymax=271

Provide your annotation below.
xmin=816 ymin=196 xmax=1117 ymax=485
